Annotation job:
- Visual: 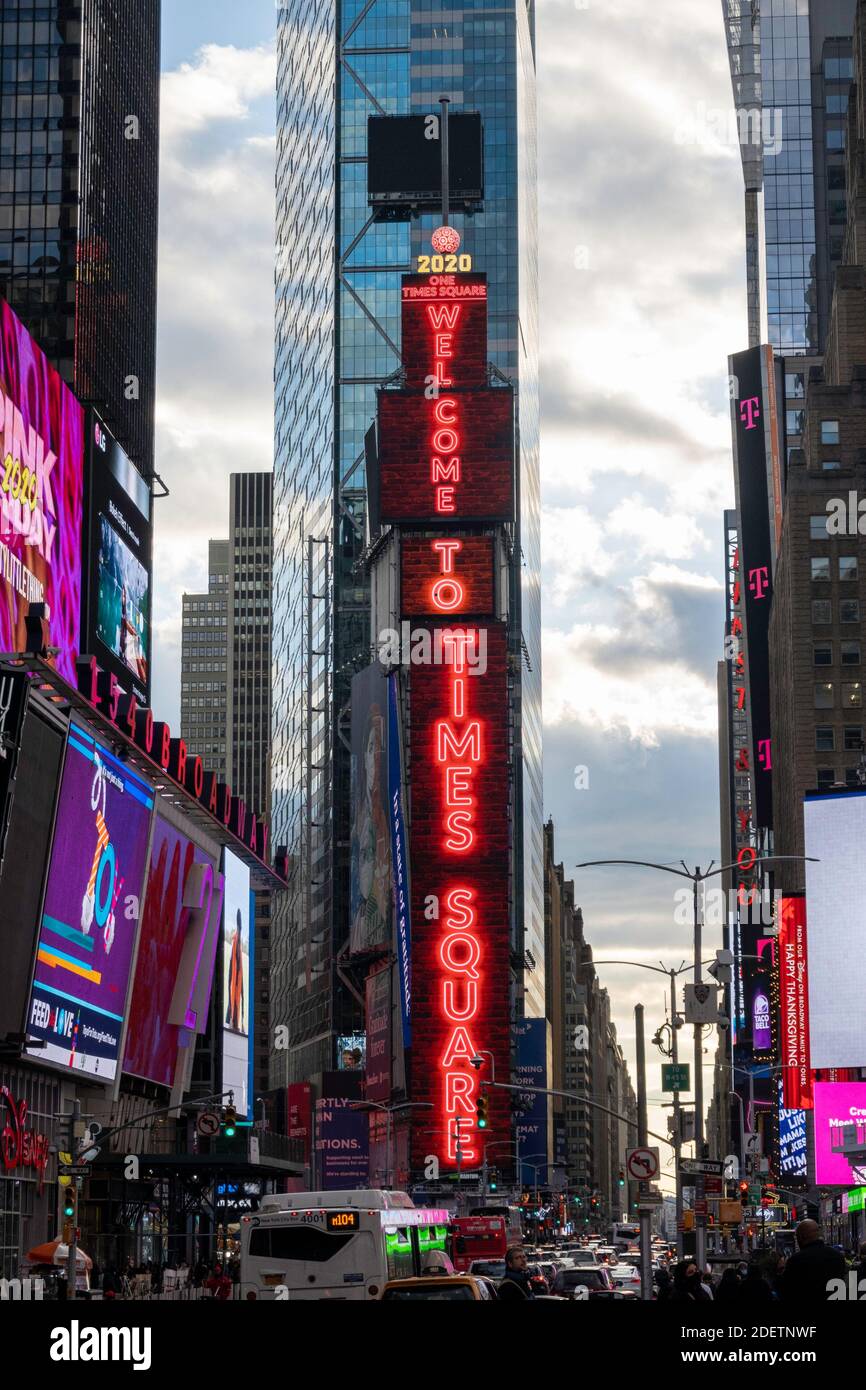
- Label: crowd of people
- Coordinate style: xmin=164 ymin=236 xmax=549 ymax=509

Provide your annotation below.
xmin=91 ymin=1255 xmax=242 ymax=1300
xmin=657 ymin=1223 xmax=866 ymax=1303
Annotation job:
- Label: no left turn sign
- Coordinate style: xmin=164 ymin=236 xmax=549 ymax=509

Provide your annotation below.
xmin=626 ymin=1146 xmax=660 ymax=1181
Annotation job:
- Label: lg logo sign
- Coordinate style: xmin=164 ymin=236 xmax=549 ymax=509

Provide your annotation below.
xmin=94 ymin=423 xmax=107 ymax=453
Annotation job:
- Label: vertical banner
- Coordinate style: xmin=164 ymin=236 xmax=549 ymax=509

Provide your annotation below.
xmin=779 ymin=895 xmax=812 ymax=1109
xmin=407 ymin=623 xmax=511 ymax=1171
xmin=388 ymin=673 xmax=411 ymax=1047
xmin=316 ymin=1071 xmax=369 ymax=1190
xmin=349 ymin=662 xmax=393 ymax=958
xmin=515 ymin=1018 xmax=549 ymax=1184
xmin=365 ymin=964 xmax=392 ymax=1102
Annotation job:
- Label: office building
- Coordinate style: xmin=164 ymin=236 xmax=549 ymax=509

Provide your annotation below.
xmin=180 ymin=474 xmax=273 ymax=1095
xmin=0 ymin=0 xmax=161 ymax=475
xmin=272 ymin=0 xmax=542 ymax=1089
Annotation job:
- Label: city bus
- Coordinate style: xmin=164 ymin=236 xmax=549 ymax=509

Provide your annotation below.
xmin=450 ymin=1215 xmax=509 ymax=1272
xmin=468 ymin=1205 xmax=524 ymax=1246
xmin=610 ymin=1222 xmax=641 ymax=1250
xmin=239 ymin=1190 xmax=451 ymax=1300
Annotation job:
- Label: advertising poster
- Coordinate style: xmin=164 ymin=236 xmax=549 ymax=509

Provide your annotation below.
xmin=813 ymin=1081 xmax=866 ymax=1186
xmin=316 ymin=1071 xmax=369 ymax=1190
xmin=25 ymin=720 xmax=153 ymax=1080
xmin=779 ymin=895 xmax=812 ymax=1109
xmin=337 ymin=1032 xmax=366 ymax=1071
xmin=85 ymin=413 xmax=152 ymax=705
xmin=778 ymin=1082 xmax=808 ymax=1183
xmin=350 ymin=662 xmax=392 ymax=957
xmin=388 ymin=673 xmax=411 ymax=1048
xmin=287 ymin=1082 xmax=313 ymax=1163
xmin=222 ymin=849 xmax=250 ymax=1117
xmin=365 ymin=965 xmax=391 ymax=1102
xmin=515 ymin=1018 xmax=550 ymax=1184
xmin=0 ymin=300 xmax=85 ymax=684
xmin=123 ymin=815 xmax=220 ymax=1087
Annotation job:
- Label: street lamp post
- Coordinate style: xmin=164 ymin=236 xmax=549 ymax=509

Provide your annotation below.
xmin=350 ymin=1101 xmax=433 ymax=1188
xmin=577 ymin=854 xmax=816 ymax=1273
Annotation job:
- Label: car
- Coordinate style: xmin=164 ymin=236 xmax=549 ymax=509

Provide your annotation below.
xmin=467 ymin=1259 xmax=506 ymax=1281
xmin=610 ymin=1264 xmax=643 ymax=1293
xmin=560 ymin=1249 xmax=600 ymax=1267
xmin=551 ymin=1266 xmax=622 ymax=1300
xmin=380 ymin=1275 xmax=495 ymax=1300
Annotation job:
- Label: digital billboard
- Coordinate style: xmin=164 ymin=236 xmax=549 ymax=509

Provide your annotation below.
xmin=803 ymin=791 xmax=866 ymax=1069
xmin=401 ymin=534 xmax=495 ymax=618
xmin=123 ymin=813 xmax=223 ymax=1088
xmin=813 ymin=1081 xmax=866 ymax=1187
xmin=350 ymin=662 xmax=393 ymax=957
xmin=778 ymin=1082 xmax=808 ymax=1183
xmin=222 ymin=849 xmax=251 ymax=1116
xmin=779 ymin=895 xmax=812 ymax=1109
xmin=0 ymin=299 xmax=85 ymax=684
xmin=729 ymin=344 xmax=780 ymax=829
xmin=84 ymin=413 xmax=152 ymax=706
xmin=515 ymin=1019 xmax=550 ymax=1184
xmin=406 ymin=622 xmax=511 ymax=1171
xmin=378 ymin=387 xmax=514 ymax=525
xmin=367 ymin=114 xmax=483 ymax=211
xmin=337 ymin=1033 xmax=366 ymax=1071
xmin=25 ymin=719 xmax=154 ymax=1080
xmin=316 ymin=1071 xmax=369 ymax=1190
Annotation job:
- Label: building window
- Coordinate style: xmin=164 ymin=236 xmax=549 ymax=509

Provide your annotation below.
xmin=843 ymin=682 xmax=862 ymax=708
xmin=812 ymin=600 xmax=832 ymax=624
xmin=810 ymin=515 xmax=831 ymax=540
xmin=813 ymin=643 xmax=833 ymax=667
xmin=820 ymin=420 xmax=840 ymax=445
xmin=842 ymin=641 xmax=861 ymax=666
xmin=814 ymin=683 xmax=835 ymax=709
xmin=841 ymin=600 xmax=860 ymax=623
xmin=815 ymin=727 xmax=835 ymax=752
xmin=811 ymin=558 xmax=831 ymax=581
xmin=840 ymin=556 xmax=859 ymax=582
xmin=844 ymin=726 xmax=863 ymax=751
xmin=822 ymin=459 xmax=842 ymax=472
xmin=845 ymin=767 xmax=863 ymax=788
xmin=785 ymin=372 xmax=805 ymax=400
xmin=816 ymin=768 xmax=836 ymax=790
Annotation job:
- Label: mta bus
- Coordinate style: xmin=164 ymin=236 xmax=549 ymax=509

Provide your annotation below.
xmin=239 ymin=1190 xmax=450 ymax=1300
xmin=450 ymin=1215 xmax=508 ymax=1272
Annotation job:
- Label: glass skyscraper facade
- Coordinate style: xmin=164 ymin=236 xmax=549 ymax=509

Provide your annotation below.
xmin=0 ymin=0 xmax=160 ymax=476
xmin=272 ymin=0 xmax=542 ymax=1086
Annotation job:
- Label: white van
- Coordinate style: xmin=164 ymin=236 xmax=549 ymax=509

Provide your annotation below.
xmin=240 ymin=1190 xmax=451 ymax=1300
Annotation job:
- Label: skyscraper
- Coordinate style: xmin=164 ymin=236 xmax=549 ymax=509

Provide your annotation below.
xmin=272 ymin=0 xmax=541 ymax=1087
xmin=181 ymin=474 xmax=273 ymax=1095
xmin=0 ymin=0 xmax=160 ymax=476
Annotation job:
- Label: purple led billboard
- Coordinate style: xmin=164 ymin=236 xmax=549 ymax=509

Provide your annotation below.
xmin=123 ymin=814 xmax=222 ymax=1089
xmin=24 ymin=720 xmax=154 ymax=1080
xmin=0 ymin=300 xmax=85 ymax=684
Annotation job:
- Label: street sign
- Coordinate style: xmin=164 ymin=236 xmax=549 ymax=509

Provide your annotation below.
xmin=694 ymin=1199 xmax=708 ymax=1216
xmin=678 ymin=1157 xmax=723 ymax=1176
xmin=637 ymin=1191 xmax=663 ymax=1206
xmin=626 ymin=1147 xmax=660 ymax=1182
xmin=704 ymin=1176 xmax=723 ymax=1196
xmin=196 ymin=1110 xmax=221 ymax=1138
xmin=58 ymin=1165 xmax=90 ymax=1177
xmin=661 ymin=1063 xmax=690 ymax=1092
xmin=683 ymin=982 xmax=719 ymax=1024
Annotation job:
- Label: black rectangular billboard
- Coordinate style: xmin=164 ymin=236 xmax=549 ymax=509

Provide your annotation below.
xmin=0 ymin=701 xmax=65 ymax=1041
xmin=729 ymin=345 xmax=781 ymax=832
xmin=82 ymin=412 xmax=153 ymax=706
xmin=367 ymin=113 xmax=483 ymax=210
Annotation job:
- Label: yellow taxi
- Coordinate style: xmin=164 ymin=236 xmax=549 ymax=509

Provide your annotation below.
xmin=379 ymin=1274 xmax=496 ymax=1301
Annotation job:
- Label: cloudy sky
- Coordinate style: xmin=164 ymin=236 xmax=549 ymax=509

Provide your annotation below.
xmin=154 ymin=0 xmax=746 ymax=1182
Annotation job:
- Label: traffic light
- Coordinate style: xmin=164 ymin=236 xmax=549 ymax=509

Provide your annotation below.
xmin=475 ymin=1089 xmax=489 ymax=1129
xmin=63 ymin=1197 xmax=74 ymax=1219
xmin=488 ymin=1168 xmax=498 ymax=1192
xmin=223 ymin=1103 xmax=237 ymax=1137
xmin=739 ymin=1180 xmax=749 ymax=1207
xmin=618 ymin=1169 xmax=625 ymax=1187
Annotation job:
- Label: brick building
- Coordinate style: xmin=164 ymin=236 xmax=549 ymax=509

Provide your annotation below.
xmin=769 ymin=2 xmax=866 ymax=893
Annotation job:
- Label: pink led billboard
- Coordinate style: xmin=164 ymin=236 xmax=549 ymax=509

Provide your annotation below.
xmin=0 ymin=300 xmax=85 ymax=684
xmin=813 ymin=1081 xmax=866 ymax=1186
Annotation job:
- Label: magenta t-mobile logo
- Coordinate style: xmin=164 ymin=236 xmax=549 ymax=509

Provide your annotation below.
xmin=740 ymin=396 xmax=761 ymax=430
xmin=758 ymin=739 xmax=772 ymax=772
xmin=749 ymin=566 xmax=770 ymax=600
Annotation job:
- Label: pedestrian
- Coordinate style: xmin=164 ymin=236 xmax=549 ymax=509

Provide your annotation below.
xmin=205 ymin=1263 xmax=233 ymax=1301
xmin=497 ymin=1246 xmax=536 ymax=1301
xmin=780 ymin=1220 xmax=847 ymax=1301
xmin=671 ymin=1260 xmax=711 ymax=1302
xmin=101 ymin=1264 xmax=119 ymax=1298
xmin=700 ymin=1265 xmax=715 ymax=1299
xmin=737 ymin=1260 xmax=774 ymax=1303
xmin=193 ymin=1257 xmax=209 ymax=1288
xmin=654 ymin=1266 xmax=672 ymax=1302
xmin=715 ymin=1267 xmax=742 ymax=1303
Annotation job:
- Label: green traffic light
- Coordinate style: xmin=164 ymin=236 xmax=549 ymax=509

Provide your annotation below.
xmin=225 ymin=1125 xmax=236 ymax=1137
